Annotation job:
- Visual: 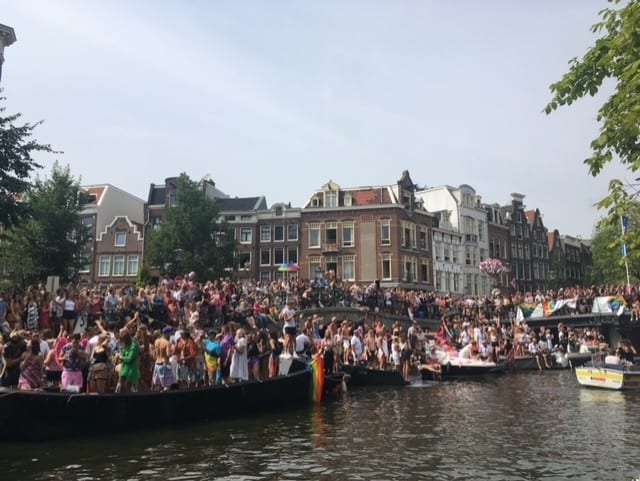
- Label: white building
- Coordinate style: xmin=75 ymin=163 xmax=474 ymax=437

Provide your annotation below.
xmin=416 ymin=184 xmax=490 ymax=296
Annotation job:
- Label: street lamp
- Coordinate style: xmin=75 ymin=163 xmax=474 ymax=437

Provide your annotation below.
xmin=211 ymin=231 xmax=227 ymax=279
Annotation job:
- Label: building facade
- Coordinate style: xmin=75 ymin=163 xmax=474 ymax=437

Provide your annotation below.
xmin=300 ymin=171 xmax=434 ymax=288
xmin=525 ymin=208 xmax=549 ymax=291
xmin=416 ymin=184 xmax=490 ymax=295
xmin=484 ymin=203 xmax=511 ymax=290
xmin=78 ymin=184 xmax=145 ymax=285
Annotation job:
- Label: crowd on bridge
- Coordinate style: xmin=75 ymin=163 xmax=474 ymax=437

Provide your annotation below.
xmin=1 ymin=275 xmax=639 ymax=392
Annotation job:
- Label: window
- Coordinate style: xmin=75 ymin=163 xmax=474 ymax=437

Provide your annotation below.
xmin=238 ymin=252 xmax=251 ymax=270
xmin=419 ymin=228 xmax=428 ymax=250
xmin=325 ymin=191 xmax=338 ymax=207
xmin=240 ymin=227 xmax=252 ymax=244
xmin=287 ymin=224 xmax=298 ymax=241
xmin=260 ymin=226 xmax=271 ymax=242
xmin=127 ymin=255 xmax=139 ymax=276
xmin=342 ymin=255 xmax=355 ymax=281
xmin=82 ymin=217 xmax=93 ymax=229
xmin=240 ymin=215 xmax=252 ymax=222
xmin=381 ymin=254 xmax=392 ymax=280
xmin=421 ymin=261 xmax=429 ymax=283
xmin=381 ymin=219 xmax=391 ymax=245
xmin=434 ymin=242 xmax=442 ymax=261
xmin=98 ymin=256 xmax=110 ymax=277
xmin=79 ymin=251 xmax=91 ymax=274
xmin=452 ymin=245 xmax=459 ymax=263
xmin=260 ymin=271 xmax=271 ymax=283
xmin=151 ymin=217 xmax=162 ymax=231
xmin=274 ymin=225 xmax=284 ymax=242
xmin=169 ymin=191 xmax=177 ymax=207
xmin=115 ymin=231 xmax=127 ymax=247
xmin=444 ymin=245 xmax=450 ymax=261
xmin=465 ymin=247 xmax=471 ymax=265
xmin=287 ymin=246 xmax=298 ymax=264
xmin=342 ymin=222 xmax=354 ymax=247
xmin=326 ymin=222 xmax=337 ymax=244
xmin=477 ymin=221 xmax=485 ymax=241
xmin=309 ymin=223 xmax=321 ymax=248
xmin=260 ymin=248 xmax=271 ymax=266
xmin=401 ymin=222 xmax=416 ymax=248
xmin=309 ymin=256 xmax=322 ymax=279
xmin=344 ymin=194 xmax=352 ymax=207
xmin=274 ymin=247 xmax=284 ymax=265
xmin=275 ymin=206 xmax=283 ymax=216
xmin=113 ymin=255 xmax=125 ymax=276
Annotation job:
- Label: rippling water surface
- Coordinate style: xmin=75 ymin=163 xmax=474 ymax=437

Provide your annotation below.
xmin=4 ymin=370 xmax=640 ymax=481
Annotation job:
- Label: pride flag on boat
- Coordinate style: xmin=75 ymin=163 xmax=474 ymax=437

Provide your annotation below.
xmin=310 ymin=357 xmax=325 ymax=403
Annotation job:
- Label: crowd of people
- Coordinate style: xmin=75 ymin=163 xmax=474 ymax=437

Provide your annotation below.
xmin=0 ymin=276 xmax=639 ymax=391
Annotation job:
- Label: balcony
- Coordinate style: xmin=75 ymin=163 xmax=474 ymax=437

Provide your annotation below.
xmin=464 ymin=234 xmax=478 ymax=243
xmin=323 ymin=243 xmax=340 ymax=254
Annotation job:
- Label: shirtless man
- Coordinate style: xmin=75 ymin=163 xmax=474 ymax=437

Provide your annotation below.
xmin=152 ymin=326 xmax=174 ymax=390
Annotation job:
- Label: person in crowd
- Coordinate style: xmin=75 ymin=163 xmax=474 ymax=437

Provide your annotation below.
xmin=152 ymin=326 xmax=175 ymax=391
xmin=18 ymin=334 xmax=44 ymax=390
xmin=174 ymin=328 xmax=197 ymax=389
xmin=87 ymin=333 xmax=113 ymax=393
xmin=117 ymin=329 xmax=140 ymax=392
xmin=268 ymin=331 xmax=282 ymax=377
xmin=60 ymin=333 xmax=88 ymax=391
xmin=229 ymin=328 xmax=248 ymax=382
xmin=204 ymin=330 xmax=223 ymax=385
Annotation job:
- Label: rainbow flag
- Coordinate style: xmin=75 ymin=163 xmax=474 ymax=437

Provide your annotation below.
xmin=310 ymin=357 xmax=325 ymax=403
xmin=543 ymin=300 xmax=559 ymax=317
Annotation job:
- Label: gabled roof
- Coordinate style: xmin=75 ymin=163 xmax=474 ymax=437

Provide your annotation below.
xmin=524 ymin=209 xmax=537 ymax=226
xmin=86 ymin=186 xmax=107 ymax=205
xmin=547 ymin=230 xmax=558 ymax=252
xmin=215 ymin=196 xmax=267 ymax=213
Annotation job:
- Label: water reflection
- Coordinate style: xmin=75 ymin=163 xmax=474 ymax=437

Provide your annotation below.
xmin=4 ymin=371 xmax=640 ymax=481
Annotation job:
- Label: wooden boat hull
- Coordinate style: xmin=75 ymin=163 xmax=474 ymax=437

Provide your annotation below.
xmin=0 ymin=363 xmax=312 ymax=442
xmin=575 ymin=364 xmax=640 ymax=390
xmin=341 ymin=364 xmax=408 ymax=387
xmin=421 ymin=361 xmax=505 ymax=381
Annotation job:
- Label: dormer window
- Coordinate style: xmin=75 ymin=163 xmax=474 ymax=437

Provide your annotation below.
xmin=275 ymin=206 xmax=283 ymax=216
xmin=325 ymin=191 xmax=338 ymax=207
xmin=311 ymin=196 xmax=321 ymax=207
xmin=344 ymin=194 xmax=352 ymax=207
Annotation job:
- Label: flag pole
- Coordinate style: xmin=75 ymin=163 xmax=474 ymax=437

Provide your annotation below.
xmin=622 ymin=215 xmax=631 ymax=293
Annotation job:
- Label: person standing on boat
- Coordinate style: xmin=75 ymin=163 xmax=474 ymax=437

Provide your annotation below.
xmin=175 ymin=328 xmax=197 ymax=388
xmin=18 ymin=334 xmax=44 ymax=390
xmin=229 ymin=328 xmax=248 ymax=382
xmin=60 ymin=333 xmax=88 ymax=391
xmin=279 ymin=300 xmax=297 ymax=356
xmin=152 ymin=326 xmax=175 ymax=390
xmin=117 ymin=329 xmax=140 ymax=392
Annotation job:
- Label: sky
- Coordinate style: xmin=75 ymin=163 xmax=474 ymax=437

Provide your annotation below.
xmin=0 ymin=0 xmax=632 ymax=239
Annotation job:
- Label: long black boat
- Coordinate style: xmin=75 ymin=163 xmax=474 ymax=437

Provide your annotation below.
xmin=0 ymin=359 xmax=315 ymax=442
xmin=420 ymin=360 xmax=506 ymax=381
xmin=341 ymin=363 xmax=409 ymax=387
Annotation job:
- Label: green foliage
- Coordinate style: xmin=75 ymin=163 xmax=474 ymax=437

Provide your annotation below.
xmin=0 ymin=162 xmax=89 ymax=287
xmin=135 ymin=265 xmax=152 ymax=289
xmin=589 ymin=203 xmax=640 ymax=284
xmin=145 ymin=173 xmax=235 ymax=281
xmin=0 ymin=93 xmax=57 ymax=230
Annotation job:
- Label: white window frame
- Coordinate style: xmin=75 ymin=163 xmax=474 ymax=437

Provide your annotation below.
xmin=309 ymin=223 xmax=321 ymax=248
xmin=98 ymin=256 xmax=111 ymax=277
xmin=342 ymin=255 xmax=356 ymax=281
xmin=127 ymin=255 xmax=139 ymax=277
xmin=274 ymin=225 xmax=285 ymax=242
xmin=240 ymin=227 xmax=252 ymax=244
xmin=342 ymin=222 xmax=354 ymax=247
xmin=115 ymin=231 xmax=127 ymax=247
xmin=260 ymin=226 xmax=271 ymax=242
xmin=260 ymin=248 xmax=271 ymax=266
xmin=381 ymin=253 xmax=392 ymax=280
xmin=113 ymin=255 xmax=125 ymax=277
xmin=381 ymin=219 xmax=391 ymax=246
xmin=325 ymin=191 xmax=338 ymax=207
xmin=287 ymin=224 xmax=298 ymax=241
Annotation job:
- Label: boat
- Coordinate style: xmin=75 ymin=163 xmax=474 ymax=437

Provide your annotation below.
xmin=419 ymin=350 xmax=505 ymax=381
xmin=0 ymin=357 xmax=320 ymax=442
xmin=575 ymin=355 xmax=640 ymax=390
xmin=341 ymin=363 xmax=409 ymax=387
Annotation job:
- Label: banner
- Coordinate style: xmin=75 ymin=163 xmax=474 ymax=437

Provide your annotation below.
xmin=591 ymin=296 xmax=626 ymax=316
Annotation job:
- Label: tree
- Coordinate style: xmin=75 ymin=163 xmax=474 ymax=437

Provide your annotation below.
xmin=545 ymin=0 xmax=640 ymax=276
xmin=588 ymin=203 xmax=640 ymax=285
xmin=145 ymin=173 xmax=235 ymax=281
xmin=0 ymin=93 xmax=56 ymax=230
xmin=0 ymin=162 xmax=89 ymax=287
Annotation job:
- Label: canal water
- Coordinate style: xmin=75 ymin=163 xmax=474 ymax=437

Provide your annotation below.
xmin=4 ymin=370 xmax=640 ymax=481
